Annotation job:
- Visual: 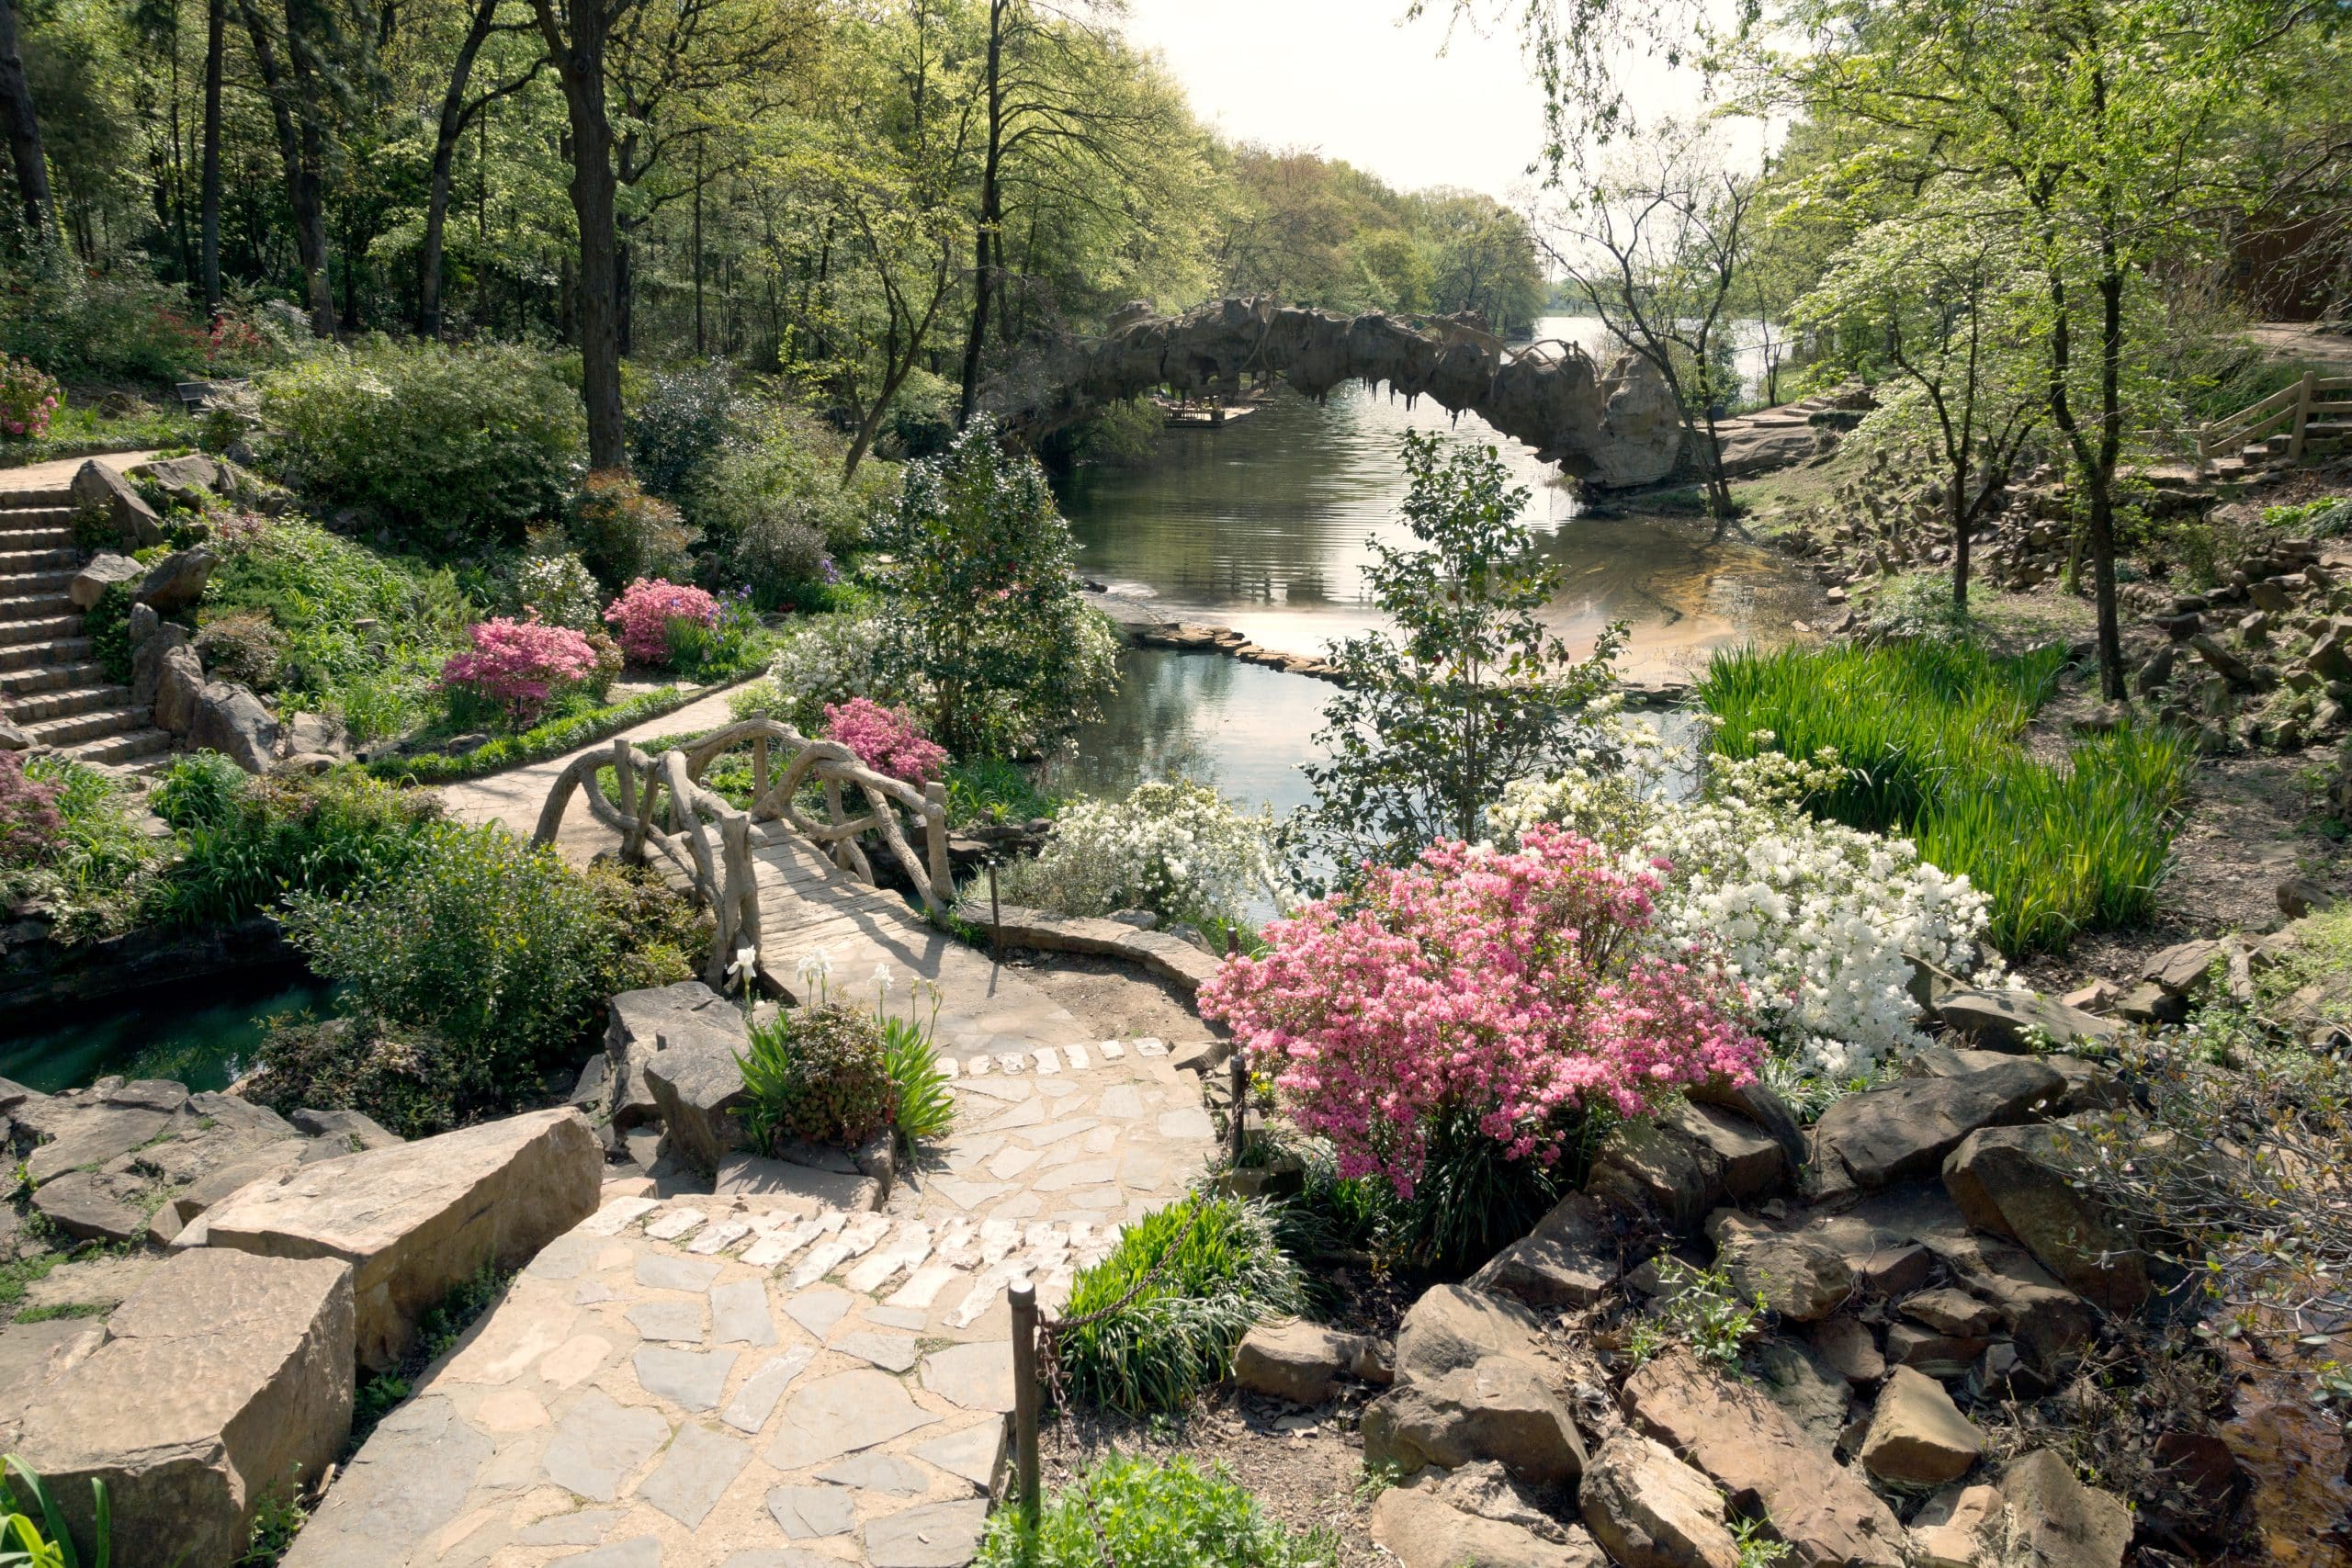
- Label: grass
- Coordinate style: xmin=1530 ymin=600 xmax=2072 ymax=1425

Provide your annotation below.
xmin=366 ymin=682 xmax=729 ymax=784
xmin=972 ymin=1453 xmax=1339 ymax=1567
xmin=0 ymin=400 xmax=193 ymax=467
xmin=1055 ymin=1194 xmax=1302 ymax=1415
xmin=1700 ymin=639 xmax=2194 ymax=953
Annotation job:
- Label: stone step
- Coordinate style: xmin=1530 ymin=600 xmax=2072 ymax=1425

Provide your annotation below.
xmin=0 ymin=637 xmax=93 ymax=672
xmin=0 ymin=491 xmax=74 ymax=512
xmin=0 ymin=592 xmax=75 ymax=621
xmin=20 ymin=705 xmax=147 ymax=747
xmin=8 ymin=682 xmax=132 ymax=722
xmin=63 ymin=726 xmax=175 ymax=765
xmin=0 ymin=568 xmax=77 ymax=598
xmin=0 ymin=547 xmax=78 ymax=576
xmin=0 ymin=524 xmax=74 ymax=548
xmin=0 ymin=659 xmax=107 ymax=696
xmin=0 ymin=615 xmax=85 ymax=648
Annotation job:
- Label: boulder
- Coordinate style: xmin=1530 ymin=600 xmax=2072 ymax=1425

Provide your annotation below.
xmin=1884 ymin=1321 xmax=1990 ymax=1379
xmin=1578 ymin=1432 xmax=1741 ymax=1568
xmin=134 ymin=547 xmax=218 ymax=615
xmin=137 ymin=454 xmax=229 ymax=507
xmin=152 ymin=640 xmax=205 ymax=733
xmin=1900 ymin=1288 xmax=1999 ymax=1337
xmin=1942 ymin=1125 xmax=2148 ymax=1313
xmin=1232 ymin=1318 xmax=1373 ymax=1404
xmin=197 ymin=1108 xmax=600 ymax=1369
xmin=1471 ymin=1190 xmax=1622 ymax=1308
xmin=71 ymin=458 xmax=164 ymax=548
xmin=1589 ymin=1119 xmax=1718 ymax=1230
xmin=1372 ymin=1485 xmax=1604 ymax=1568
xmin=1933 ymin=988 xmax=2120 ymax=1055
xmin=2143 ymin=939 xmax=2228 ymax=997
xmin=131 ymin=619 xmax=191 ymax=707
xmin=1363 ymin=1284 xmax=1584 ymax=1483
xmin=279 ymin=710 xmax=350 ymax=761
xmin=1755 ymin=1339 xmax=1854 ymax=1450
xmin=1809 ymin=1058 xmax=2064 ymax=1194
xmin=1999 ymin=1449 xmax=2132 ymax=1568
xmin=30 ymin=1168 xmax=153 ymax=1244
xmin=605 ymin=982 xmax=736 ymax=1132
xmin=1909 ymin=1483 xmax=2005 ymax=1568
xmin=1936 ymin=1239 xmax=2094 ymax=1380
xmin=1686 ymin=1076 xmax=1807 ymax=1171
xmin=1662 ymin=1099 xmax=1790 ymax=1201
xmin=1809 ymin=1315 xmax=1884 ymax=1385
xmin=1709 ymin=1213 xmax=1854 ymax=1322
xmin=188 ymin=682 xmax=279 ymax=773
xmin=289 ymin=1106 xmax=403 ymax=1154
xmin=3 ymin=1248 xmax=354 ymax=1568
xmin=1858 ymin=1367 xmax=1984 ymax=1485
xmin=1623 ymin=1351 xmax=1905 ymax=1568
xmin=639 ymin=1006 xmax=753 ymax=1178
xmin=69 ymin=553 xmax=145 ymax=611
xmin=17 ymin=1094 xmax=177 ymax=1186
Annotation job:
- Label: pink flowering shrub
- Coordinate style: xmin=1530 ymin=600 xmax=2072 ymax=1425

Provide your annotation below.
xmin=439 ymin=615 xmax=603 ymax=726
xmin=605 ymin=577 xmax=718 ymax=665
xmin=823 ymin=698 xmax=947 ymax=786
xmin=0 ymin=751 xmax=64 ymax=867
xmin=1199 ymin=825 xmax=1762 ymax=1198
xmin=0 ymin=357 xmax=62 ymax=441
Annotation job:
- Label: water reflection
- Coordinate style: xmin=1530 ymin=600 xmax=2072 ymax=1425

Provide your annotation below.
xmin=1044 ymin=646 xmax=1329 ymax=819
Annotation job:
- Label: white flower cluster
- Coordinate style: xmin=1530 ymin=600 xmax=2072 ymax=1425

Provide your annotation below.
xmin=999 ymin=778 xmax=1286 ymax=928
xmin=513 ymin=550 xmax=605 ymax=634
xmin=730 ymin=613 xmax=900 ymax=729
xmin=1494 ymin=744 xmax=2005 ymax=1084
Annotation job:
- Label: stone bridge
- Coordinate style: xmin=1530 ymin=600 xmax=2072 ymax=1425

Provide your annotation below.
xmin=983 ymin=296 xmax=1689 ymax=488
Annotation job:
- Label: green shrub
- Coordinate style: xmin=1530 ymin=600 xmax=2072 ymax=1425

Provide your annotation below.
xmin=2262 ymin=496 xmax=2352 ymax=538
xmin=1382 ymin=1099 xmax=1590 ymax=1275
xmin=367 ymin=684 xmax=711 ymax=784
xmin=144 ymin=763 xmax=439 ymax=930
xmin=1056 ymin=1194 xmax=1303 ymax=1414
xmin=243 ymin=1014 xmax=466 ymax=1140
xmin=0 ymin=757 xmax=159 ymax=943
xmin=730 ymin=514 xmax=831 ymax=613
xmin=0 ymin=257 xmax=215 ymax=383
xmin=625 ymin=360 xmax=737 ymax=502
xmin=567 ymin=470 xmax=696 ymax=592
xmin=942 ymin=757 xmax=1057 ymax=828
xmin=283 ymin=823 xmax=616 ymax=1103
xmin=727 ymin=613 xmax=897 ymax=732
xmin=84 ymin=581 xmax=136 ymax=686
xmin=738 ymin=1003 xmax=896 ymax=1150
xmin=254 ymin=342 xmax=582 ymax=550
xmin=693 ymin=401 xmax=890 ymax=559
xmin=584 ymin=861 xmax=708 ymax=994
xmin=972 ymin=1453 xmax=1337 ymax=1568
xmin=191 ymin=610 xmax=284 ymax=691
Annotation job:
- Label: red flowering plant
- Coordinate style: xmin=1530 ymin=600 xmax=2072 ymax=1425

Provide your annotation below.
xmin=1200 ymin=825 xmax=1761 ymax=1263
xmin=605 ymin=578 xmax=718 ymax=665
xmin=0 ymin=357 xmax=62 ymax=441
xmin=439 ymin=615 xmax=604 ymax=728
xmin=822 ymin=698 xmax=947 ymax=787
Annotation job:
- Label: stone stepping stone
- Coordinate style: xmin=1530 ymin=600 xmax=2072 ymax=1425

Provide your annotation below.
xmin=864 ymin=1305 xmax=928 ymax=1330
xmin=832 ymin=1329 xmax=921 ymax=1372
xmin=784 ymin=1285 xmax=855 ymax=1339
xmin=1134 ymin=1038 xmax=1166 ymax=1055
xmin=768 ymin=1483 xmax=855 ymax=1540
xmin=645 ymin=1208 xmax=707 ymax=1241
xmin=688 ymin=1219 xmax=753 ymax=1256
xmin=885 ymin=1266 xmax=964 ymax=1312
xmin=940 ymin=1056 xmax=959 ymax=1078
xmin=545 ymin=1390 xmax=670 ymax=1501
xmin=1158 ymin=1107 xmax=1215 ymax=1140
xmin=1033 ymin=1047 xmax=1061 ymax=1074
xmin=581 ymin=1196 xmax=660 ymax=1235
xmin=627 ymin=1300 xmax=706 ymax=1343
xmin=637 ymin=1420 xmax=752 ymax=1529
xmin=711 ymin=1279 xmax=778 ymax=1347
xmin=721 ymin=1346 xmax=816 ymax=1434
xmin=765 ymin=1369 xmax=941 ymax=1471
xmin=1096 ymin=1085 xmax=1143 ymax=1120
xmin=964 ymin=1055 xmax=989 ymax=1077
xmin=817 ymin=1452 xmax=930 ymax=1496
xmin=920 ymin=1340 xmax=1015 ymax=1413
xmin=1099 ymin=1040 xmax=1125 ymax=1059
xmin=985 ymin=1145 xmax=1042 ymax=1180
xmin=1064 ymin=1044 xmax=1091 ymax=1070
xmin=865 ymin=1500 xmax=989 ymax=1568
xmin=527 ymin=1232 xmax=606 ymax=1280
xmin=636 ymin=1254 xmax=722 ymax=1292
xmin=910 ymin=1422 xmax=1004 ymax=1492
xmin=566 ymin=1538 xmax=661 ymax=1568
xmin=633 ymin=1346 xmax=740 ymax=1412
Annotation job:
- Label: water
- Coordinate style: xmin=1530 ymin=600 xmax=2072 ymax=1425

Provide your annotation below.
xmin=0 ymin=972 xmax=337 ymax=1094
xmin=1050 ymin=317 xmax=1808 ymax=812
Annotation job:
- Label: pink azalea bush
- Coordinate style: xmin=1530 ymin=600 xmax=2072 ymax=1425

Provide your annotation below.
xmin=823 ymin=698 xmax=948 ymax=786
xmin=0 ymin=357 xmax=62 ymax=441
xmin=605 ymin=577 xmax=719 ymax=665
xmin=0 ymin=751 xmax=64 ymax=867
xmin=1199 ymin=825 xmax=1763 ymax=1197
xmin=439 ymin=615 xmax=603 ymax=726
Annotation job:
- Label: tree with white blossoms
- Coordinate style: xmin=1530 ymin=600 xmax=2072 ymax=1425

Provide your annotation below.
xmin=1491 ymin=737 xmax=2007 ymax=1090
xmin=997 ymin=779 xmax=1285 ymax=931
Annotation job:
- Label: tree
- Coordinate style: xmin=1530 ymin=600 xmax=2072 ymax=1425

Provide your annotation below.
xmin=417 ymin=0 xmax=541 ymax=337
xmin=1540 ymin=123 xmax=1760 ymax=521
xmin=0 ymin=0 xmax=57 ymax=242
xmin=1796 ymin=201 xmax=2042 ymax=606
xmin=875 ymin=419 xmax=1115 ymax=757
xmin=529 ymin=0 xmax=630 ymax=467
xmin=1304 ymin=430 xmax=1623 ymax=874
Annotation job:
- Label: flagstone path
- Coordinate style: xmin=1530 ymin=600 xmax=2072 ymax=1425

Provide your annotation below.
xmin=288 ymin=1034 xmax=1217 ymax=1568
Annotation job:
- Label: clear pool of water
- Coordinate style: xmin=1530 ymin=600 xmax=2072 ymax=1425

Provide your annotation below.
xmin=0 ymin=972 xmax=337 ymax=1094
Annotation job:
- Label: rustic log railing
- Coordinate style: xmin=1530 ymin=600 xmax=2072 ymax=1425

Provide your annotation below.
xmin=2199 ymin=370 xmax=2352 ymax=468
xmin=533 ymin=718 xmax=952 ymax=987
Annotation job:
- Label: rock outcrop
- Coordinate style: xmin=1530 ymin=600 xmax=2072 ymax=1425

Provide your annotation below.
xmin=1362 ymin=1285 xmax=1586 ymax=1484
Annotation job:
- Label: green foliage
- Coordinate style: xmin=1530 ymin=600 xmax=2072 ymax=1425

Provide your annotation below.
xmin=1626 ymin=1259 xmax=1764 ymax=1370
xmin=0 ymin=254 xmax=218 ymax=386
xmin=0 ymin=758 xmax=160 ymax=945
xmin=243 ymin=1014 xmax=465 ymax=1139
xmin=624 ymin=360 xmax=737 ymax=502
xmin=283 ymin=823 xmax=617 ymax=1102
xmin=873 ymin=422 xmax=1116 ymax=757
xmin=972 ymin=1452 xmax=1339 ymax=1568
xmin=368 ymin=684 xmax=712 ymax=784
xmin=1384 ymin=1098 xmax=1591 ymax=1275
xmin=2262 ymin=496 xmax=2352 ymax=538
xmin=203 ymin=516 xmax=470 ymax=743
xmin=1701 ymin=641 xmax=2192 ymax=952
xmin=143 ymin=762 xmax=438 ymax=930
xmin=566 ymin=470 xmax=697 ymax=592
xmin=0 ymin=400 xmax=191 ymax=468
xmin=879 ymin=1000 xmax=955 ymax=1145
xmin=1306 ymin=431 xmax=1623 ymax=872
xmin=254 ymin=343 xmax=583 ymax=551
xmin=81 ymin=583 xmax=136 ymax=687
xmin=0 ymin=1455 xmax=107 ymax=1568
xmin=1056 ymin=1194 xmax=1303 ymax=1414
xmin=738 ymin=1003 xmax=896 ymax=1151
xmin=940 ymin=759 xmax=1057 ymax=829
xmin=191 ymin=612 xmax=285 ymax=692
xmin=348 ymin=1266 xmax=512 ymax=1450
xmin=235 ymin=1479 xmax=307 ymax=1568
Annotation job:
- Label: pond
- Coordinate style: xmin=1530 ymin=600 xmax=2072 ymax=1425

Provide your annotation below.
xmin=1049 ymin=321 xmax=1810 ymax=813
xmin=0 ymin=971 xmax=336 ymax=1094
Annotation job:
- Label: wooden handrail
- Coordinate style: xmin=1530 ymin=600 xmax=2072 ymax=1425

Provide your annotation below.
xmin=2198 ymin=369 xmax=2352 ymax=467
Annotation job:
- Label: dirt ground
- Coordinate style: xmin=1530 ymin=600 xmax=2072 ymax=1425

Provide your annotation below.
xmin=998 ymin=947 xmax=1213 ymax=1043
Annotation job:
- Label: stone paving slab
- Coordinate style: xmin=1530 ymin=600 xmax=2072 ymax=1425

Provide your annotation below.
xmin=291 ymin=1039 xmax=1214 ymax=1567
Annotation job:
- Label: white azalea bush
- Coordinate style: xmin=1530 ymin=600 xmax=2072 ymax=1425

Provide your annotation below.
xmin=997 ymin=779 xmax=1285 ymax=929
xmin=729 ymin=612 xmax=900 ymax=731
xmin=1492 ymin=739 xmax=2006 ymax=1088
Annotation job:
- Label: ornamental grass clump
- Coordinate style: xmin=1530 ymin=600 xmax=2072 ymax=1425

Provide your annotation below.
xmin=972 ymin=1452 xmax=1339 ymax=1567
xmin=1055 ymin=1194 xmax=1302 ymax=1415
xmin=1200 ymin=825 xmax=1763 ymax=1203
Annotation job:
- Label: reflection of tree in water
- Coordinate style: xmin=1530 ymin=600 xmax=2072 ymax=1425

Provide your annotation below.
xmin=1048 ymin=648 xmax=1232 ymax=799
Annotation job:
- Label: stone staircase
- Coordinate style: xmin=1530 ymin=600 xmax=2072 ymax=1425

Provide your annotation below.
xmin=0 ymin=485 xmax=173 ymax=763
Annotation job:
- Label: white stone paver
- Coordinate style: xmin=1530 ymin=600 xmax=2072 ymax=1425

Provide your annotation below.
xmin=289 ymin=1039 xmax=1213 ymax=1568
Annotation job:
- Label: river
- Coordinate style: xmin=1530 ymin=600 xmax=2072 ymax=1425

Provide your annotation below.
xmin=1045 ymin=318 xmax=1811 ymax=815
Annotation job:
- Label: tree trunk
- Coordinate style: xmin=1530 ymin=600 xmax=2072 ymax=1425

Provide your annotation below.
xmin=0 ymin=0 xmax=55 ymax=242
xmin=199 ymin=0 xmax=223 ymax=316
xmin=1949 ymin=464 xmax=1971 ymax=609
xmin=240 ymin=0 xmax=333 ymax=334
xmin=419 ymin=0 xmax=501 ymax=338
xmin=953 ymin=0 xmax=1006 ymax=429
xmin=534 ymin=0 xmax=627 ymax=469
